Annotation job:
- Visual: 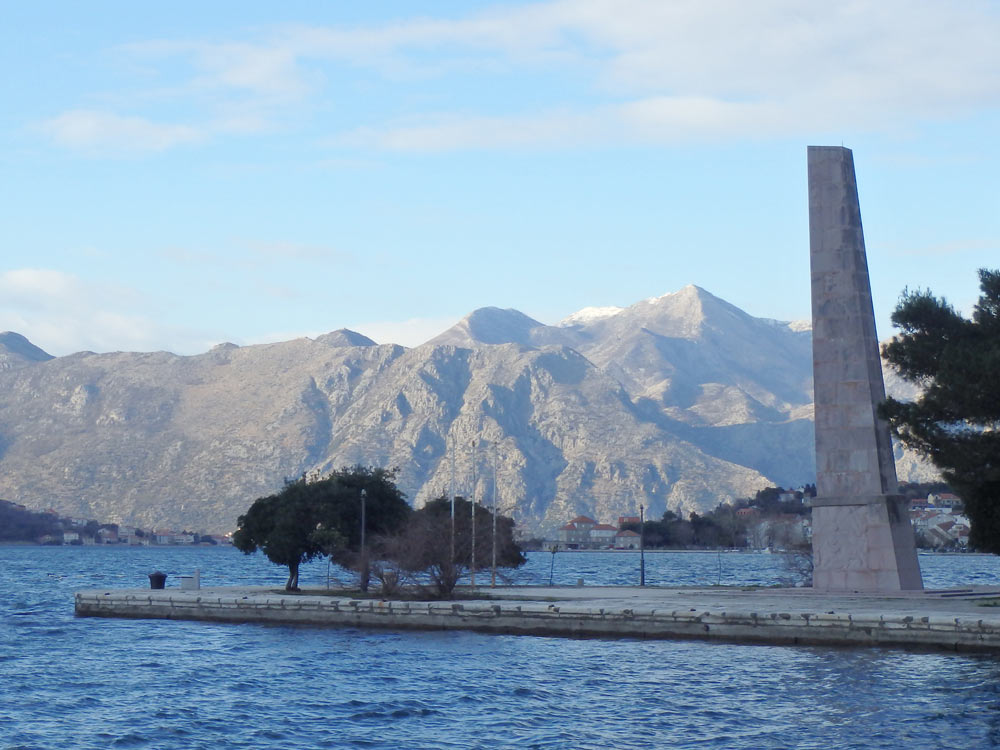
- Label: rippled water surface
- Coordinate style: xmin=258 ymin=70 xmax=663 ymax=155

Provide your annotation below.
xmin=3 ymin=546 xmax=1000 ymax=749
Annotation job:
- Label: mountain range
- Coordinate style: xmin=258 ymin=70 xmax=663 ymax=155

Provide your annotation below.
xmin=0 ymin=285 xmax=936 ymax=534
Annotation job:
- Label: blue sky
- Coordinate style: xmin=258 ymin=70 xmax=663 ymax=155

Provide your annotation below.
xmin=2 ymin=1 xmax=998 ymax=355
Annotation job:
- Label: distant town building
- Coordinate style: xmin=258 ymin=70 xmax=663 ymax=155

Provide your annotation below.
xmin=927 ymin=493 xmax=963 ymax=510
xmin=556 ymin=515 xmax=643 ymax=549
xmin=615 ymin=530 xmax=640 ymax=549
xmin=910 ymin=505 xmax=970 ymax=548
xmin=97 ymin=528 xmax=119 ymax=544
xmin=591 ymin=524 xmax=618 ymax=545
xmin=557 ymin=516 xmax=598 ymax=547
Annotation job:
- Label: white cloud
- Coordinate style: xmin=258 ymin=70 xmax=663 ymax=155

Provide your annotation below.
xmin=42 ymin=1 xmax=1000 ymax=154
xmin=335 ymin=94 xmax=844 ymax=151
xmin=110 ymin=37 xmax=316 ymax=143
xmin=0 ymin=269 xmax=80 ymax=300
xmin=0 ymin=269 xmax=459 ymax=354
xmin=0 ymin=269 xmax=220 ymax=355
xmin=239 ymin=316 xmax=464 ymax=349
xmin=192 ymin=42 xmax=311 ymax=99
xmin=319 ymin=0 xmax=1000 ymax=149
xmin=618 ymin=95 xmax=821 ymax=142
xmin=353 ymin=316 xmax=462 ymax=347
xmin=40 ymin=110 xmax=203 ymax=153
xmin=126 ymin=38 xmax=313 ymax=101
xmin=336 ymin=108 xmax=609 ymax=151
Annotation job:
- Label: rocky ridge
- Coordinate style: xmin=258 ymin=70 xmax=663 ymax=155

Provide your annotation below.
xmin=0 ymin=331 xmax=54 ymax=370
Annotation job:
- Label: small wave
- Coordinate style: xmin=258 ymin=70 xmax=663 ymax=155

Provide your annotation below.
xmin=349 ymin=707 xmax=439 ymax=720
xmin=252 ymin=729 xmax=287 ymax=740
xmin=110 ymin=733 xmax=149 ymax=747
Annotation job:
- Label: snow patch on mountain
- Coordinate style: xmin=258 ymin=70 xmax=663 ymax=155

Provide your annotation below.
xmin=761 ymin=318 xmax=813 ymax=333
xmin=558 ymin=306 xmax=624 ymax=327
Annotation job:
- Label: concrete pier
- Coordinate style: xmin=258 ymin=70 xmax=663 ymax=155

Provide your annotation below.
xmin=75 ymin=585 xmax=1000 ymax=651
xmin=807 ymin=145 xmax=923 ymax=592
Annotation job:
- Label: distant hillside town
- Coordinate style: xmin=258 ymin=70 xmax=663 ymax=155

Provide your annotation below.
xmin=549 ymin=486 xmax=971 ymax=552
xmin=909 ymin=493 xmax=970 ymax=549
xmin=0 ymin=499 xmax=230 ymax=546
xmin=2 ymin=485 xmax=969 ymax=552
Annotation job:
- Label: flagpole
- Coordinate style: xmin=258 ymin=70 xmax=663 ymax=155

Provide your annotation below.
xmin=470 ymin=439 xmax=477 ymax=588
xmin=491 ymin=441 xmax=498 ymax=588
xmin=449 ymin=433 xmax=455 ymax=565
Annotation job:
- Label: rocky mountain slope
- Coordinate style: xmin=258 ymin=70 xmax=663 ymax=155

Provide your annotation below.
xmin=0 ymin=332 xmax=54 ymax=370
xmin=0 ymin=287 xmax=936 ymax=534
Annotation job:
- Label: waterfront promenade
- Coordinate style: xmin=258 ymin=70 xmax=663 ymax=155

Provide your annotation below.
xmin=75 ymin=583 xmax=1000 ymax=651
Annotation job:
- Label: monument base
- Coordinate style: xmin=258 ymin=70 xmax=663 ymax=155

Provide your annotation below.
xmin=811 ymin=495 xmax=923 ymax=592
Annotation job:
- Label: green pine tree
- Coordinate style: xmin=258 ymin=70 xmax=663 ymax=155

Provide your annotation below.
xmin=879 ymin=269 xmax=1000 ymax=551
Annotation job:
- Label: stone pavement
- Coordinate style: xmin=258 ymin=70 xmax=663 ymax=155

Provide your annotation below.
xmin=75 ymin=583 xmax=1000 ymax=652
xmin=486 ymin=583 xmax=994 ymax=610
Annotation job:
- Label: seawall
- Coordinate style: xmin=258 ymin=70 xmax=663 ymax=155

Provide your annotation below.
xmin=74 ymin=585 xmax=1000 ymax=651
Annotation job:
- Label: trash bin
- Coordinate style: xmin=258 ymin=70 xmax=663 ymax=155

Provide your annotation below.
xmin=149 ymin=571 xmax=167 ymax=589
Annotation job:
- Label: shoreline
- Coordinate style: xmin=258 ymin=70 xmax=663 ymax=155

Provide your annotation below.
xmin=75 ymin=584 xmax=1000 ymax=652
xmin=8 ymin=542 xmax=985 ymax=556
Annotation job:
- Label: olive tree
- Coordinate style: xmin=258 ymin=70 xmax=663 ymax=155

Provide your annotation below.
xmin=232 ymin=466 xmax=410 ymax=590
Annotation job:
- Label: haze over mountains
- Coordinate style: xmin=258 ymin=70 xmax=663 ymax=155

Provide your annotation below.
xmin=0 ymin=286 xmax=935 ymax=534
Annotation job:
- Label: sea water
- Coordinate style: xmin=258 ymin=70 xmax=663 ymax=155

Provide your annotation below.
xmin=2 ymin=545 xmax=1000 ymax=749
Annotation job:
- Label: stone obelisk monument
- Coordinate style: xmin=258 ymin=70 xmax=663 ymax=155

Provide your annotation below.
xmin=807 ymin=146 xmax=922 ymax=592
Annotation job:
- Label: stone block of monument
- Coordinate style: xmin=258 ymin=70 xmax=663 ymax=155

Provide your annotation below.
xmin=807 ymin=145 xmax=923 ymax=592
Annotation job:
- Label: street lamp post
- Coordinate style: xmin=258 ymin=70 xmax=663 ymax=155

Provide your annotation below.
xmin=639 ymin=503 xmax=646 ymax=587
xmin=449 ymin=434 xmax=456 ymax=569
xmin=360 ymin=489 xmax=368 ymax=593
xmin=470 ymin=440 xmax=477 ymax=588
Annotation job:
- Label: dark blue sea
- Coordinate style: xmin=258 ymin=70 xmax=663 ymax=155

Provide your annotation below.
xmin=3 ymin=546 xmax=1000 ymax=749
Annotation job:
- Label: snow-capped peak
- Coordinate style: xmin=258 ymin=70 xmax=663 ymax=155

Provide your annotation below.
xmin=558 ymin=306 xmax=624 ymax=327
xmin=644 ymin=284 xmax=702 ymax=305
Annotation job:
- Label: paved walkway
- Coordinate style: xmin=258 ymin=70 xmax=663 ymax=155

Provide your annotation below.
xmin=477 ymin=583 xmax=1000 ymax=618
xmin=75 ymin=584 xmax=1000 ymax=652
